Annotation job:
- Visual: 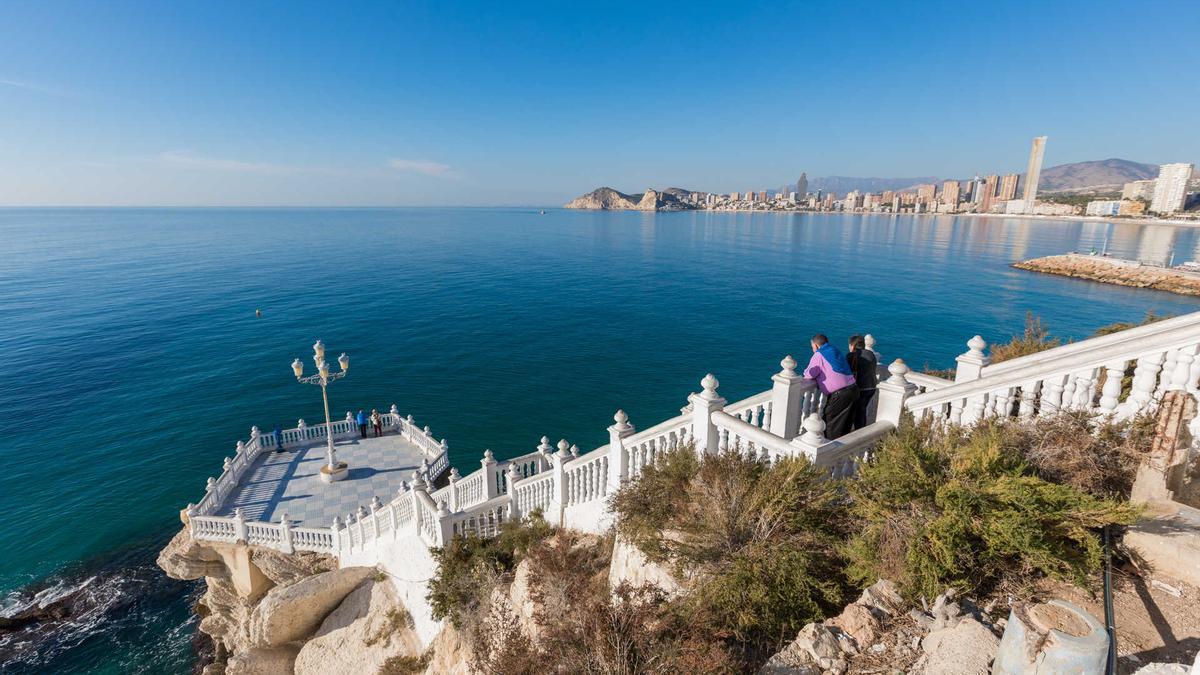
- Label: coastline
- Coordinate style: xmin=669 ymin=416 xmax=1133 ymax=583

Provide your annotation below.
xmin=1013 ymin=253 xmax=1200 ymax=296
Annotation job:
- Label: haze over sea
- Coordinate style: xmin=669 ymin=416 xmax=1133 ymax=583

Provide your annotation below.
xmin=2 ymin=207 xmax=1200 ymax=672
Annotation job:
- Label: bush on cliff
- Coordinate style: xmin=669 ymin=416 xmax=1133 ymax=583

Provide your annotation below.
xmin=427 ymin=511 xmax=552 ymax=631
xmin=844 ymin=417 xmax=1142 ymax=601
xmin=611 ymin=445 xmax=852 ymax=660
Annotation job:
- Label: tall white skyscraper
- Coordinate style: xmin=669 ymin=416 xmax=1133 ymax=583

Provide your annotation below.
xmin=1150 ymin=163 xmax=1194 ymax=214
xmin=1022 ymin=136 xmax=1047 ymax=213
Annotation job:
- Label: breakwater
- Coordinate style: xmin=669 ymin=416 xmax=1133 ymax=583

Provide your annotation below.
xmin=1013 ymin=254 xmax=1200 ymax=296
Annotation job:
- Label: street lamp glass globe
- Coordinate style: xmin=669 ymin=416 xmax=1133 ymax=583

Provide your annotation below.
xmin=312 ymin=340 xmax=325 ymax=361
xmin=338 ymin=353 xmax=350 ymax=372
xmin=318 ymin=360 xmax=330 ymax=378
xmin=291 ymin=358 xmax=304 ymax=378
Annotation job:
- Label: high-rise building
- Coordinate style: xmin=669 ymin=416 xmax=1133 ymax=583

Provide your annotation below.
xmin=981 ymin=175 xmax=999 ymax=211
xmin=916 ymin=184 xmax=936 ymax=203
xmin=1150 ymin=163 xmax=1194 ymax=214
xmin=941 ymin=180 xmax=960 ymax=206
xmin=756 ymin=190 xmax=768 ymax=202
xmin=1023 ymin=136 xmax=1047 ymax=213
xmin=796 ymin=173 xmax=808 ymax=197
xmin=1122 ymin=180 xmax=1156 ymax=201
xmin=998 ymin=173 xmax=1020 ymax=201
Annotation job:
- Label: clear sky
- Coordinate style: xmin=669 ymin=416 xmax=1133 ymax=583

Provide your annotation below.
xmin=2 ymin=0 xmax=1197 ymax=206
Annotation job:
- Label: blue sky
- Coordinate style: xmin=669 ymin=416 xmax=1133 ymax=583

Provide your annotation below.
xmin=1 ymin=0 xmax=1197 ymax=206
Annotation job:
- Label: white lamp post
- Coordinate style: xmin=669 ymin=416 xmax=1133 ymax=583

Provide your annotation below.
xmin=292 ymin=340 xmax=351 ymax=483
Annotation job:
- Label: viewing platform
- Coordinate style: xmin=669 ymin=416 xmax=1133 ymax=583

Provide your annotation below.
xmin=212 ymin=433 xmax=431 ymax=527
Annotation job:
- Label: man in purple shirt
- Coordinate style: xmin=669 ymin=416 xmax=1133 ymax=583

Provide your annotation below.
xmin=803 ymin=334 xmax=859 ymax=439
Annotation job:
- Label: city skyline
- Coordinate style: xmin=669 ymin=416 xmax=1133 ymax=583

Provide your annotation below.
xmin=1 ymin=1 xmax=1198 ymax=206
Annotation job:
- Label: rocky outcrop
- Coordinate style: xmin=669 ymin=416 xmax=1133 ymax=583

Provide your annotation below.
xmin=1014 ymin=254 xmax=1200 ymax=296
xmin=294 ymin=578 xmax=423 ymax=675
xmin=421 ymin=622 xmax=473 ymax=674
xmin=249 ymin=566 xmax=376 ymax=647
xmin=608 ymin=536 xmax=682 ymax=597
xmin=158 ymin=527 xmax=231 ymax=581
xmin=564 ymin=186 xmax=696 ymax=211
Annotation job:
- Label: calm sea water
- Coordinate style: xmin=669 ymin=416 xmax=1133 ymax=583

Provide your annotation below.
xmin=2 ymin=208 xmax=1199 ymax=672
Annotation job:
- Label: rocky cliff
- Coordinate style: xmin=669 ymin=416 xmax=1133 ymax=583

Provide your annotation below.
xmin=564 ymin=186 xmax=696 ymax=211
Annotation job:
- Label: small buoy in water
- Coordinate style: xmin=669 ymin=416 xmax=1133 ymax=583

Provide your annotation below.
xmin=255 ymin=308 xmax=262 ymax=317
xmin=540 ymin=209 xmax=546 ymax=215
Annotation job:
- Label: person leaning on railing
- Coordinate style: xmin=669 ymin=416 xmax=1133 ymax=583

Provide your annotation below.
xmin=847 ymin=334 xmax=878 ymax=430
xmin=803 ymin=333 xmax=858 ymax=440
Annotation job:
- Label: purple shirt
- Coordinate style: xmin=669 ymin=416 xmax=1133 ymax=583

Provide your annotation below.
xmin=804 ymin=351 xmax=857 ymax=395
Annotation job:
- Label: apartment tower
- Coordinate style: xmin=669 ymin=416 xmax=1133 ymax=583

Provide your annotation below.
xmin=1022 ymin=136 xmax=1047 ymax=213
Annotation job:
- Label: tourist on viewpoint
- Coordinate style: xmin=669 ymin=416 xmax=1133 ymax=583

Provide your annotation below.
xmin=847 ymin=334 xmax=878 ymax=430
xmin=370 ymin=408 xmax=383 ymax=437
xmin=803 ymin=333 xmax=859 ymax=439
xmin=272 ymin=423 xmax=284 ymax=452
xmin=356 ymin=409 xmax=368 ymax=439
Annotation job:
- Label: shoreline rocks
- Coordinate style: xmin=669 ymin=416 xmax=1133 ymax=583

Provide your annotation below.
xmin=1013 ymin=254 xmax=1200 ymax=296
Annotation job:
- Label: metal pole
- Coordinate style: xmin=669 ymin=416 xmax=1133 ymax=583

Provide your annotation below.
xmin=1103 ymin=524 xmax=1117 ymax=675
xmin=321 ymin=377 xmax=336 ymax=471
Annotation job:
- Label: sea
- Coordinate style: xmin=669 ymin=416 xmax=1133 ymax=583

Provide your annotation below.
xmin=2 ymin=208 xmax=1199 ymax=673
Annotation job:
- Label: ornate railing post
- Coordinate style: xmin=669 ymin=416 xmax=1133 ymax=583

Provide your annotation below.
xmin=481 ymin=450 xmax=498 ymax=499
xmin=249 ymin=426 xmax=260 ymax=451
xmin=552 ymin=439 xmax=571 ymax=523
xmin=389 ymin=404 xmax=400 ymax=430
xmin=607 ymin=410 xmax=635 ymax=494
xmin=331 ymin=516 xmax=343 ymax=552
xmin=447 ymin=468 xmax=461 ymax=512
xmin=789 ymin=414 xmax=832 ymax=460
xmin=689 ymin=374 xmax=727 ymax=455
xmin=279 ymin=513 xmax=294 ymax=554
xmin=769 ymin=355 xmax=807 ymax=439
xmin=436 ymin=500 xmax=453 ymax=546
xmin=875 ymin=359 xmax=918 ymax=425
xmin=537 ymin=436 xmax=553 ymax=472
xmin=232 ymin=508 xmax=248 ymax=544
xmin=507 ymin=462 xmax=522 ymax=521
xmin=411 ymin=471 xmax=427 ymax=537
xmin=955 ymin=335 xmax=989 ymax=382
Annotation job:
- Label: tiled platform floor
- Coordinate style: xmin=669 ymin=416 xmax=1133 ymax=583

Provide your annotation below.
xmin=215 ymin=433 xmax=426 ymax=526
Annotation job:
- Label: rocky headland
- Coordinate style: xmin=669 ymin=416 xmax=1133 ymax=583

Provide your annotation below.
xmin=1014 ymin=254 xmax=1200 ymax=296
xmin=564 ymin=186 xmax=698 ymax=211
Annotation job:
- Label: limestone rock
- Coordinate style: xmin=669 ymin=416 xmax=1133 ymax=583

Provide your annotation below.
xmin=827 ymin=603 xmax=881 ymax=648
xmin=421 ymin=621 xmax=474 ymax=675
xmin=608 ymin=536 xmax=681 ymax=597
xmin=225 ymin=646 xmax=300 ymax=675
xmin=759 ymin=623 xmax=845 ymax=674
xmin=564 ymin=186 xmax=695 ymax=211
xmin=294 ymin=579 xmax=423 ymax=675
xmin=250 ymin=548 xmax=335 ymax=587
xmin=249 ymin=566 xmax=375 ymax=647
xmin=508 ymin=555 xmax=541 ymax=645
xmin=856 ymin=579 xmax=904 ymax=616
xmin=158 ymin=527 xmax=230 ymax=581
xmin=918 ymin=617 xmax=998 ymax=675
xmin=200 ymin=577 xmax=256 ymax=654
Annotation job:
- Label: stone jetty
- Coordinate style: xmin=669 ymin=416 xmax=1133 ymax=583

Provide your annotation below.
xmin=1014 ymin=253 xmax=1200 ymax=296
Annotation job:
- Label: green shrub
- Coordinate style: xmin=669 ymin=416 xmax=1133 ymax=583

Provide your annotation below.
xmin=845 ymin=418 xmax=1141 ymax=600
xmin=427 ymin=511 xmax=552 ymax=629
xmin=990 ymin=312 xmax=1061 ymax=363
xmin=612 ymin=446 xmax=851 ymax=659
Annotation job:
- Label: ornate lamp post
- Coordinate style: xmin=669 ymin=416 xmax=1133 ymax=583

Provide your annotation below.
xmin=291 ymin=340 xmax=351 ymax=483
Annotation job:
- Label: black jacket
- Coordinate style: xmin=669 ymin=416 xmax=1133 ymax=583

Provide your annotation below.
xmin=847 ymin=348 xmax=878 ymax=391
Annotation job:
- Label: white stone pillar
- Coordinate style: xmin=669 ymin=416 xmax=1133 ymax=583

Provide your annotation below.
xmin=506 ymin=462 xmax=522 ymax=521
xmin=436 ymin=500 xmax=453 ymax=546
xmin=769 ymin=356 xmax=807 ymax=440
xmin=875 ymin=359 xmax=918 ymax=426
xmin=689 ymin=374 xmax=727 ymax=455
xmin=481 ymin=449 xmax=498 ymax=499
xmin=537 ymin=436 xmax=553 ymax=472
xmin=232 ymin=508 xmax=248 ymax=544
xmin=249 ymin=426 xmax=260 ymax=451
xmin=954 ymin=335 xmax=989 ymax=382
xmin=1168 ymin=344 xmax=1198 ymax=391
xmin=551 ymin=439 xmax=571 ymax=524
xmin=331 ymin=516 xmax=343 ymax=552
xmin=607 ymin=410 xmax=635 ymax=494
xmin=447 ymin=468 xmax=460 ymax=512
xmin=1098 ymin=362 xmax=1125 ymax=412
xmin=389 ymin=404 xmax=400 ymax=430
xmin=410 ymin=471 xmax=427 ymax=537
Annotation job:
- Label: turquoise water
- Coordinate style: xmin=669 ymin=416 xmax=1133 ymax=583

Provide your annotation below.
xmin=2 ymin=208 xmax=1199 ymax=672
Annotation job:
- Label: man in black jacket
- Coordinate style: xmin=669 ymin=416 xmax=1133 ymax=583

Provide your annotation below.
xmin=847 ymin=335 xmax=878 ymax=430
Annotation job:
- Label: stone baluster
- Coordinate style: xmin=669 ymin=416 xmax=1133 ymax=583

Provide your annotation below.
xmin=551 ymin=440 xmax=571 ymax=524
xmin=1098 ymin=361 xmax=1126 ymax=412
xmin=232 ymin=508 xmax=248 ymax=544
xmin=1041 ymin=374 xmax=1066 ymax=413
xmin=537 ymin=436 xmax=554 ymax=472
xmin=436 ymin=500 xmax=452 ymax=546
xmin=1155 ymin=349 xmax=1179 ymax=399
xmin=718 ymin=427 xmax=730 ymax=452
xmin=769 ymin=356 xmax=807 ymax=439
xmin=955 ymin=336 xmax=989 ymax=382
xmin=607 ymin=410 xmax=636 ymax=495
xmin=761 ymin=401 xmax=773 ymax=430
xmin=223 ymin=457 xmax=233 ymax=474
xmin=355 ymin=506 xmax=367 ymax=547
xmin=369 ymin=496 xmax=382 ymax=540
xmin=1018 ymin=380 xmax=1041 ymax=418
xmin=249 ymin=426 xmax=260 ymax=450
xmin=1125 ymin=352 xmax=1166 ymax=414
xmin=570 ymin=443 xmax=579 ymax=459
xmin=447 ymin=468 xmax=461 ymax=511
xmin=948 ymin=399 xmax=964 ymax=425
xmin=690 ymin=374 xmax=727 ymax=455
xmin=410 ymin=471 xmax=427 ymax=537
xmin=1168 ymin=345 xmax=1198 ymax=391
xmin=1072 ymin=369 xmax=1097 ymax=409
xmin=481 ymin=450 xmax=498 ymax=499
xmin=507 ymin=462 xmax=522 ymax=520
xmin=278 ymin=513 xmax=294 ymax=554
xmin=389 ymin=404 xmax=400 ymax=430
xmin=789 ymin=414 xmax=831 ymax=460
xmin=875 ymin=359 xmax=918 ymax=426
xmin=404 ymin=414 xmax=415 ymax=440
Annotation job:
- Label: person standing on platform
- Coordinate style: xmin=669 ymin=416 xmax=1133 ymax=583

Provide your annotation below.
xmin=356 ymin=409 xmax=368 ymax=439
xmin=370 ymin=408 xmax=383 ymax=437
xmin=803 ymin=334 xmax=859 ymax=439
xmin=273 ymin=423 xmax=284 ymax=452
xmin=847 ymin=335 xmax=878 ymax=430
